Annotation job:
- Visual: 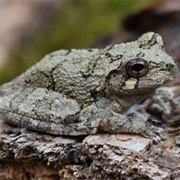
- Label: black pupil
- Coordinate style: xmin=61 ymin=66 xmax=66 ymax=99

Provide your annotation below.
xmin=131 ymin=64 xmax=144 ymax=72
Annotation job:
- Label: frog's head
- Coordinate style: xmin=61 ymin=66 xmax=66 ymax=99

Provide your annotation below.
xmin=105 ymin=32 xmax=177 ymax=99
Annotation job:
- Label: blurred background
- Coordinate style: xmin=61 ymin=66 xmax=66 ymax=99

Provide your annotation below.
xmin=0 ymin=0 xmax=179 ymax=85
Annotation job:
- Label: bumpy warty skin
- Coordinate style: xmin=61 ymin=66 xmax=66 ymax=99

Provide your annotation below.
xmin=0 ymin=32 xmax=177 ymax=136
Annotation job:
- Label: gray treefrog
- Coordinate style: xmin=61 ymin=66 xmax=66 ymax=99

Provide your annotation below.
xmin=0 ymin=32 xmax=177 ymax=136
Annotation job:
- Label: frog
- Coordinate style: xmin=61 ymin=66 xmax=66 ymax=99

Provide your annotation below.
xmin=0 ymin=32 xmax=177 ymax=136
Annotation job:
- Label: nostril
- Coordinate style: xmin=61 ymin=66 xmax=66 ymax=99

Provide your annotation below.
xmin=166 ymin=64 xmax=174 ymax=70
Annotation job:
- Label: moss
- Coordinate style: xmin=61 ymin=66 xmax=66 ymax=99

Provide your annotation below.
xmin=0 ymin=0 xmax=157 ymax=84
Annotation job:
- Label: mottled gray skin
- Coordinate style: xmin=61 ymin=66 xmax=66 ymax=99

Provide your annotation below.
xmin=0 ymin=32 xmax=177 ymax=136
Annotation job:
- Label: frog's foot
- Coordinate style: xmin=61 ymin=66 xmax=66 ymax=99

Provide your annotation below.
xmin=97 ymin=114 xmax=160 ymax=139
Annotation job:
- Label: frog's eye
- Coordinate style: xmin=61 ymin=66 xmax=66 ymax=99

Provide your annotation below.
xmin=125 ymin=59 xmax=149 ymax=78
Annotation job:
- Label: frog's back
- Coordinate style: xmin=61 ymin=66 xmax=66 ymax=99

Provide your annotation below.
xmin=39 ymin=48 xmax=103 ymax=103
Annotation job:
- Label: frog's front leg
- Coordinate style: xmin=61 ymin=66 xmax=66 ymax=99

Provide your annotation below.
xmin=79 ymin=99 xmax=153 ymax=137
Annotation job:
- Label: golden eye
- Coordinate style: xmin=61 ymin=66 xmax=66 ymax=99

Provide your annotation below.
xmin=125 ymin=59 xmax=149 ymax=78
